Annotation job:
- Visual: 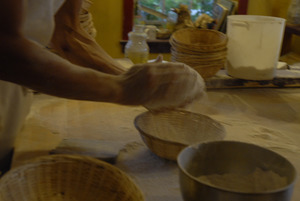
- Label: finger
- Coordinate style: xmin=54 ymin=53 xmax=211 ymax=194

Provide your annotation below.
xmin=153 ymin=54 xmax=163 ymax=63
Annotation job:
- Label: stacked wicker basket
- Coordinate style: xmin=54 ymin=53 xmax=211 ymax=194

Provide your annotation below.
xmin=170 ymin=28 xmax=228 ymax=79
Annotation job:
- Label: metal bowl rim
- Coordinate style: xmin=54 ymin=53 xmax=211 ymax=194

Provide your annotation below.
xmin=177 ymin=140 xmax=298 ymax=195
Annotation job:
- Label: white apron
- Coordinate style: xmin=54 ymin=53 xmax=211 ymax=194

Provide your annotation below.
xmin=0 ymin=0 xmax=65 ymax=161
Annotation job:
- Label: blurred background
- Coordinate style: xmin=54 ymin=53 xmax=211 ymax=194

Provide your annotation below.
xmin=89 ymin=0 xmax=300 ymax=62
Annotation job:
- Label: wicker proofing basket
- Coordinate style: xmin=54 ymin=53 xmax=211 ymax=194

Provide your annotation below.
xmin=169 ymin=36 xmax=227 ymax=53
xmin=0 ymin=155 xmax=144 ymax=201
xmin=134 ymin=110 xmax=226 ymax=161
xmin=170 ymin=49 xmax=227 ymax=62
xmin=170 ymin=28 xmax=228 ymax=52
xmin=170 ymin=28 xmax=228 ymax=79
xmin=170 ymin=54 xmax=226 ymax=79
xmin=192 ymin=62 xmax=226 ymax=78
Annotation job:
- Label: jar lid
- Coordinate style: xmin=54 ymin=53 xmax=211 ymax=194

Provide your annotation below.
xmin=133 ymin=25 xmax=145 ymax=33
xmin=128 ymin=31 xmax=147 ymax=39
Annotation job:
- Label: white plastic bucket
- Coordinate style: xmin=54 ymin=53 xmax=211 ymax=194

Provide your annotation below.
xmin=226 ymin=15 xmax=286 ymax=80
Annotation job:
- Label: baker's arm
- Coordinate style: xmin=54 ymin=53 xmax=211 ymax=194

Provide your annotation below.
xmin=49 ymin=0 xmax=126 ymax=75
xmin=0 ymin=0 xmax=122 ymax=102
xmin=0 ymin=0 xmax=204 ymax=110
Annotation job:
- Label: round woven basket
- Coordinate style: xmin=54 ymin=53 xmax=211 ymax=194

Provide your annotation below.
xmin=192 ymin=63 xmax=226 ymax=78
xmin=170 ymin=56 xmax=226 ymax=79
xmin=170 ymin=28 xmax=228 ymax=79
xmin=0 ymin=155 xmax=144 ymax=201
xmin=170 ymin=28 xmax=228 ymax=52
xmin=134 ymin=110 xmax=226 ymax=161
xmin=170 ymin=38 xmax=227 ymax=53
xmin=171 ymin=48 xmax=227 ymax=62
xmin=170 ymin=47 xmax=227 ymax=58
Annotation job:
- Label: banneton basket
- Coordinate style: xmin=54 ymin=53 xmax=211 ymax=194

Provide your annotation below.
xmin=171 ymin=49 xmax=227 ymax=61
xmin=170 ymin=37 xmax=227 ymax=53
xmin=170 ymin=28 xmax=228 ymax=52
xmin=170 ymin=28 xmax=228 ymax=79
xmin=0 ymin=155 xmax=144 ymax=201
xmin=134 ymin=110 xmax=226 ymax=161
xmin=192 ymin=62 xmax=226 ymax=79
xmin=171 ymin=56 xmax=226 ymax=79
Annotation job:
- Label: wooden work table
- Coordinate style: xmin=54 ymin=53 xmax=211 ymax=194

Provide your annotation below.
xmin=12 ymin=88 xmax=300 ymax=201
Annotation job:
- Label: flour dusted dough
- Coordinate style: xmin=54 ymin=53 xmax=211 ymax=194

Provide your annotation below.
xmin=144 ymin=63 xmax=205 ymax=111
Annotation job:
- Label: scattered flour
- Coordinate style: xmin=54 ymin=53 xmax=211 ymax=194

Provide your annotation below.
xmin=198 ymin=168 xmax=288 ymax=193
xmin=116 ymin=141 xmax=182 ymax=201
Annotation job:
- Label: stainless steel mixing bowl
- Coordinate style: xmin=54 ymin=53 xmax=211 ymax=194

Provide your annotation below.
xmin=177 ymin=141 xmax=297 ymax=201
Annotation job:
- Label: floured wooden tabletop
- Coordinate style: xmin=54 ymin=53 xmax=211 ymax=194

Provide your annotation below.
xmin=11 ymin=88 xmax=300 ymax=201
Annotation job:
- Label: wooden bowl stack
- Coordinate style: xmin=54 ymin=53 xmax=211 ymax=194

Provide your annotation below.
xmin=170 ymin=28 xmax=228 ymax=79
xmin=0 ymin=155 xmax=144 ymax=201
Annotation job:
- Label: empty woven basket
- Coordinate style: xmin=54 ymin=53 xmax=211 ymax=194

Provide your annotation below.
xmin=170 ymin=28 xmax=227 ymax=52
xmin=0 ymin=155 xmax=144 ymax=201
xmin=134 ymin=110 xmax=226 ymax=161
xmin=170 ymin=28 xmax=228 ymax=79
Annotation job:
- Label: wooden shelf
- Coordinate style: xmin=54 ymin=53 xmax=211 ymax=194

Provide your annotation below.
xmin=282 ymin=24 xmax=300 ymax=55
xmin=120 ymin=39 xmax=171 ymax=54
xmin=285 ymin=24 xmax=300 ymax=35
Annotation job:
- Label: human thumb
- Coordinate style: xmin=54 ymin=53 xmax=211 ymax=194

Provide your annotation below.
xmin=153 ymin=54 xmax=163 ymax=63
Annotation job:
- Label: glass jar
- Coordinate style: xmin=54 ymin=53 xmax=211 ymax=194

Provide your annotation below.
xmin=125 ymin=25 xmax=149 ymax=64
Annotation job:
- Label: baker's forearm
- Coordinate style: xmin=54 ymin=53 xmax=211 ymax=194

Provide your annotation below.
xmin=50 ymin=32 xmax=126 ymax=75
xmin=0 ymin=35 xmax=121 ymax=102
xmin=49 ymin=0 xmax=126 ymax=75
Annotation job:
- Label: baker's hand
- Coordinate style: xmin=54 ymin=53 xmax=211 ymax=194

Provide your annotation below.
xmin=118 ymin=59 xmax=205 ymax=111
